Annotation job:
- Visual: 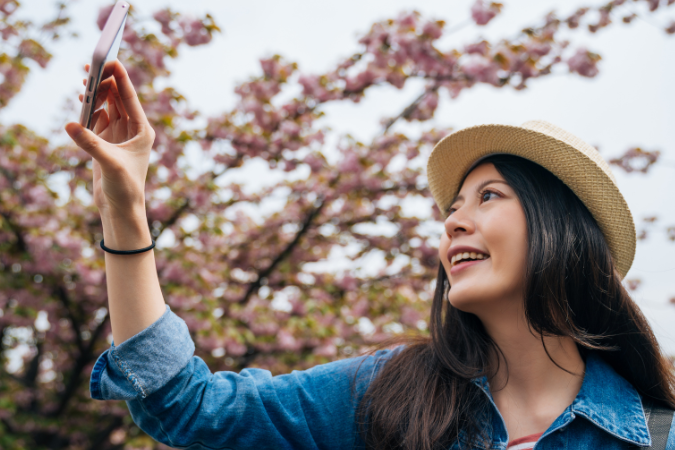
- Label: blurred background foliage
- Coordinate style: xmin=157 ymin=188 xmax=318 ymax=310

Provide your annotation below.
xmin=0 ymin=0 xmax=673 ymax=448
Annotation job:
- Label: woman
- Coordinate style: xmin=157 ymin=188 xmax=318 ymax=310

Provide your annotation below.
xmin=66 ymin=62 xmax=675 ymax=449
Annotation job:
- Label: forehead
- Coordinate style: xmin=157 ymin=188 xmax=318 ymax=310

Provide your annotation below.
xmin=458 ymin=162 xmax=504 ymax=193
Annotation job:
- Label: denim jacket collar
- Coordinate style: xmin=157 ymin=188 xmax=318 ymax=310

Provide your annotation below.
xmin=569 ymin=352 xmax=650 ymax=445
xmin=469 ymin=352 xmax=650 ymax=448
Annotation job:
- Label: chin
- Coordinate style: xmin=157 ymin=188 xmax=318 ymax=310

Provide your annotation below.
xmin=446 ymin=287 xmax=490 ymax=314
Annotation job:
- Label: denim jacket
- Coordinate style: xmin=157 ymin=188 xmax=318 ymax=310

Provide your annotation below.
xmin=90 ymin=306 xmax=675 ymax=449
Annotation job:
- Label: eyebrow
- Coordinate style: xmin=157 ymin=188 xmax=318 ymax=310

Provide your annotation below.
xmin=447 ymin=179 xmax=510 ymax=212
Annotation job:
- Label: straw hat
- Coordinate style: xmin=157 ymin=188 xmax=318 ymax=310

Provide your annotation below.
xmin=426 ymin=120 xmax=636 ymax=278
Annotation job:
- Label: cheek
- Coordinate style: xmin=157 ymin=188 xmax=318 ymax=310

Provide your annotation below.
xmin=482 ymin=205 xmax=528 ymax=280
xmin=439 ymin=233 xmax=452 ymax=274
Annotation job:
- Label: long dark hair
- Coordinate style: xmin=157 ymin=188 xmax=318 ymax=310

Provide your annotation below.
xmin=355 ymin=154 xmax=675 ymax=450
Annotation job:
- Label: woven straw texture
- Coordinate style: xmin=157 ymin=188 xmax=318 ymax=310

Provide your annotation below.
xmin=427 ymin=120 xmax=636 ymax=278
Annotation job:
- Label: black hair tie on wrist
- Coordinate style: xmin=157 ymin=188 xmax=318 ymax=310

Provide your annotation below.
xmin=100 ymin=239 xmax=156 ymax=255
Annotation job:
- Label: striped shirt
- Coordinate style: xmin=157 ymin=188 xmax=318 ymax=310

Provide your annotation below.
xmin=507 ymin=432 xmax=543 ymax=450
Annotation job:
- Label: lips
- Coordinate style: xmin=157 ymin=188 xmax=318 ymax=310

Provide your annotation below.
xmin=446 ymin=246 xmax=490 ymax=265
xmin=446 ymin=245 xmax=490 ymax=275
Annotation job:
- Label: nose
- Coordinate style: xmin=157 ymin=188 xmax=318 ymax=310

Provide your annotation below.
xmin=444 ymin=206 xmax=475 ymax=238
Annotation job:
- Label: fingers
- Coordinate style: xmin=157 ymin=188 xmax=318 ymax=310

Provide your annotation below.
xmin=108 ymin=78 xmax=127 ymax=123
xmin=65 ymin=123 xmax=115 ymax=168
xmin=82 ymin=75 xmax=109 ymax=110
xmin=78 ymin=91 xmax=107 ymax=111
xmin=102 ymin=60 xmax=147 ymax=126
xmin=92 ymin=108 xmax=110 ymax=134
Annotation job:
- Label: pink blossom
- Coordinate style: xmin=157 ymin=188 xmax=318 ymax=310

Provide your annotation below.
xmin=666 ymin=21 xmax=675 ymax=34
xmin=351 ymin=299 xmax=370 ymax=317
xmin=465 ymin=40 xmax=490 ymax=56
xmin=260 ymin=58 xmax=279 ymax=78
xmin=566 ymin=8 xmax=588 ymax=29
xmin=345 ymin=69 xmax=379 ymax=93
xmin=298 ymin=74 xmax=327 ymax=99
xmin=226 ymin=340 xmax=248 ymax=356
xmin=179 ymin=18 xmax=212 ymax=46
xmin=0 ymin=0 xmax=18 ymax=16
xmin=397 ymin=12 xmax=418 ymax=29
xmin=567 ymin=48 xmax=600 ymax=78
xmin=386 ymin=70 xmax=406 ymax=89
xmin=471 ymin=0 xmax=502 ymax=26
xmin=313 ymin=342 xmax=337 ymax=357
xmin=303 ymin=154 xmax=324 ymax=173
xmin=148 ymin=202 xmax=173 ymax=222
xmin=336 ymin=275 xmax=358 ymax=291
xmin=461 ymin=56 xmax=500 ymax=85
xmin=338 ymin=153 xmax=360 ymax=173
xmin=198 ymin=268 xmax=219 ymax=285
xmin=588 ymin=9 xmax=612 ymax=33
xmin=260 ymin=57 xmax=294 ymax=80
xmin=153 ymin=9 xmax=173 ymax=36
xmin=408 ymin=89 xmax=439 ymax=121
xmin=125 ymin=64 xmax=153 ymax=88
xmin=623 ymin=14 xmax=637 ymax=24
xmin=279 ymin=120 xmax=301 ymax=137
xmin=250 ymin=321 xmax=279 ymax=336
xmin=196 ymin=335 xmax=222 ymax=352
xmin=75 ymin=263 xmax=104 ymax=285
xmin=525 ymin=42 xmax=551 ymax=57
xmin=1 ymin=23 xmax=18 ymax=40
xmin=277 ymin=330 xmax=302 ymax=351
xmin=18 ymin=39 xmax=51 ymax=68
xmin=422 ymin=21 xmax=443 ymax=39
xmin=25 ymin=185 xmax=53 ymax=207
xmin=54 ymin=230 xmax=82 ymax=253
xmin=400 ymin=306 xmax=421 ymax=327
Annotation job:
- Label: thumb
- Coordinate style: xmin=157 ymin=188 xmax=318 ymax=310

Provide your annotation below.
xmin=65 ymin=123 xmax=113 ymax=165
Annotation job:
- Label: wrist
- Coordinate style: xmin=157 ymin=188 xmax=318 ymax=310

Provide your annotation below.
xmin=101 ymin=207 xmax=151 ymax=251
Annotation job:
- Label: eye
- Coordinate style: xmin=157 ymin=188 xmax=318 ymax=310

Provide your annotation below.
xmin=480 ymin=190 xmax=500 ymax=203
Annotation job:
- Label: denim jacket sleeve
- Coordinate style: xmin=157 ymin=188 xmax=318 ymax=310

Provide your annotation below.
xmin=90 ymin=305 xmax=402 ymax=450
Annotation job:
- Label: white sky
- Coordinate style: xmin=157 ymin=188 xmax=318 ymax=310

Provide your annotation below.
xmin=3 ymin=0 xmax=675 ymax=353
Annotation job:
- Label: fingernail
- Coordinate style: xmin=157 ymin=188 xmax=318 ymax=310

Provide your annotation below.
xmin=67 ymin=123 xmax=83 ymax=138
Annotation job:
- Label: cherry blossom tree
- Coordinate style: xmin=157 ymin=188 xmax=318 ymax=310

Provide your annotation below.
xmin=0 ymin=0 xmax=673 ymax=448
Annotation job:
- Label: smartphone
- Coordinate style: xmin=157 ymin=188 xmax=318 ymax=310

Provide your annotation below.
xmin=79 ymin=1 xmax=130 ymax=129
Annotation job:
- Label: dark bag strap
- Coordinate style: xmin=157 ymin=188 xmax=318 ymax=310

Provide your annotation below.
xmin=642 ymin=401 xmax=674 ymax=450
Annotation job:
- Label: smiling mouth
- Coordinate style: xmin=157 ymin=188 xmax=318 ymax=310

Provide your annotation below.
xmin=450 ymin=252 xmax=490 ymax=267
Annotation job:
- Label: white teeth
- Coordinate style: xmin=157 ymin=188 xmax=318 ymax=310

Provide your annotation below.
xmin=451 ymin=251 xmax=490 ymax=266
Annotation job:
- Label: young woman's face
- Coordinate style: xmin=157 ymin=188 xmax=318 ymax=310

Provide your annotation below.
xmin=438 ymin=163 xmax=529 ymax=313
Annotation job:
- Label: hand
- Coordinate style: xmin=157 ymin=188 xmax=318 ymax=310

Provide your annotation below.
xmin=65 ymin=60 xmax=155 ymax=220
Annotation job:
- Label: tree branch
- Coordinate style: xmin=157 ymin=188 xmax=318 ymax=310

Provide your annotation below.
xmin=85 ymin=415 xmax=124 ymax=450
xmin=54 ymin=285 xmax=84 ymax=353
xmin=382 ymin=84 xmax=439 ymax=134
xmin=48 ymin=313 xmax=109 ymax=417
xmin=0 ymin=210 xmax=27 ymax=253
xmin=237 ymin=197 xmax=326 ymax=305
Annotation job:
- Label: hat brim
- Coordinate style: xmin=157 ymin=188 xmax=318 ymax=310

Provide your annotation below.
xmin=427 ymin=123 xmax=636 ymax=278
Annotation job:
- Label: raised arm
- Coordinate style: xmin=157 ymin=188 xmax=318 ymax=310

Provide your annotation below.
xmin=66 ymin=60 xmax=165 ymax=344
xmin=88 ymin=306 xmax=402 ymax=450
